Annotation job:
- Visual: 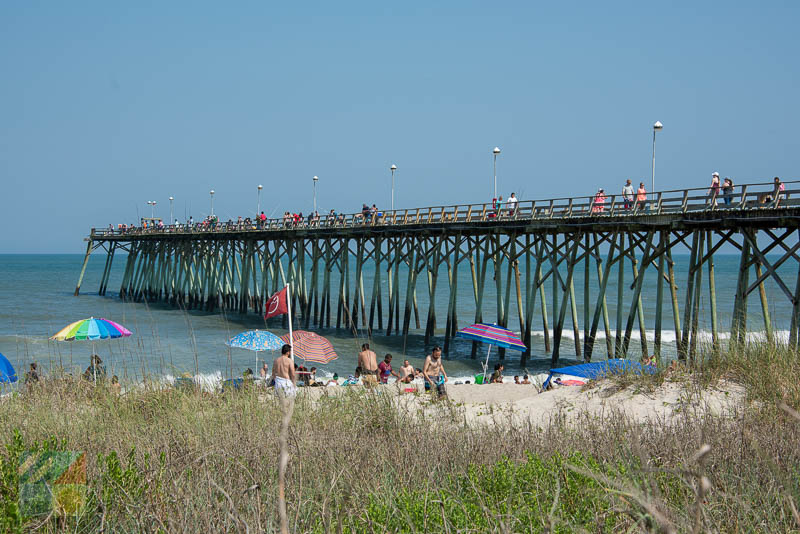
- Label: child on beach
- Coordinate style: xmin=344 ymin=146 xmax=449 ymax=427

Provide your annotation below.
xmin=490 ymin=363 xmax=504 ymax=383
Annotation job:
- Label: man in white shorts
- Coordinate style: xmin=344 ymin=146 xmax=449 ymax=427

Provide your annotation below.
xmin=272 ymin=344 xmax=297 ymax=398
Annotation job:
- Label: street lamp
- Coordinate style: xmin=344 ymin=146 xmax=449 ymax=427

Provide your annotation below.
xmin=312 ymin=176 xmax=319 ymax=214
xmin=169 ymin=196 xmax=174 ymax=224
xmin=492 ymin=147 xmax=501 ymax=199
xmin=652 ymin=121 xmax=663 ymax=198
xmin=146 ymin=200 xmax=157 ymax=219
xmin=257 ymin=184 xmax=263 ymax=215
xmin=390 ymin=164 xmax=397 ymax=211
xmin=210 ymin=190 xmax=215 ymax=217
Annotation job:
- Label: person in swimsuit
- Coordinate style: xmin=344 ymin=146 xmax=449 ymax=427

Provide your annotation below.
xmin=358 ymin=343 xmax=379 ymax=386
xmin=398 ymin=360 xmax=415 ymax=383
xmin=271 ymin=344 xmax=297 ymax=398
xmin=422 ymin=346 xmax=448 ymax=397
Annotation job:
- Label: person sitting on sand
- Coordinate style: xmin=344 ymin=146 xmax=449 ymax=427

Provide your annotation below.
xmin=326 ymin=373 xmax=340 ymax=386
xmin=378 ymin=354 xmax=399 ymax=384
xmin=343 ymin=368 xmax=362 ymax=386
xmin=398 ymin=360 xmax=415 ymax=383
xmin=521 ymin=375 xmax=531 ymax=385
xmin=422 ymin=346 xmax=448 ymax=398
xmin=111 ymin=375 xmax=121 ymax=395
xmin=296 ymin=365 xmax=310 ymax=386
xmin=259 ymin=362 xmax=269 ymax=379
xmin=490 ymin=363 xmax=504 ymax=384
xmin=514 ymin=375 xmax=520 ymax=384
xmin=25 ymin=362 xmax=40 ymax=387
xmin=308 ymin=366 xmax=319 ymax=386
xmin=271 ymin=344 xmax=297 ymax=398
xmin=83 ymin=355 xmax=106 ymax=383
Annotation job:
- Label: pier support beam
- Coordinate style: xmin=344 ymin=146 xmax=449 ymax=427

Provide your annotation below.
xmin=74 ymin=240 xmax=94 ymax=296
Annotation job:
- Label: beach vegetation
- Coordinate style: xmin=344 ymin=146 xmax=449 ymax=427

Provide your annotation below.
xmin=0 ymin=342 xmax=799 ymax=531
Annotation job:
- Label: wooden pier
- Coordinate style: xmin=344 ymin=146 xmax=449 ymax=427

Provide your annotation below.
xmin=76 ymin=180 xmax=800 ymax=365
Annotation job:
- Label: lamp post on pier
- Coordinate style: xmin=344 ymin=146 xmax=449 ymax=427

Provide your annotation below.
xmin=169 ymin=196 xmax=174 ymax=224
xmin=652 ymin=121 xmax=663 ymax=200
xmin=313 ymin=176 xmax=319 ymax=214
xmin=210 ymin=190 xmax=215 ymax=217
xmin=257 ymin=184 xmax=263 ymax=215
xmin=492 ymin=147 xmax=501 ymax=199
xmin=390 ymin=164 xmax=396 ymax=211
xmin=147 ymin=200 xmax=157 ymax=219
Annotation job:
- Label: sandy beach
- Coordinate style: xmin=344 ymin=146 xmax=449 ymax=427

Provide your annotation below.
xmin=292 ymin=376 xmax=746 ymax=428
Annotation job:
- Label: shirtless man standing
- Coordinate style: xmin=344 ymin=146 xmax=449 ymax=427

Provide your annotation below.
xmin=272 ymin=344 xmax=297 ymax=397
xmin=398 ymin=360 xmax=415 ymax=383
xmin=422 ymin=346 xmax=448 ymax=397
xmin=357 ymin=343 xmax=379 ymax=386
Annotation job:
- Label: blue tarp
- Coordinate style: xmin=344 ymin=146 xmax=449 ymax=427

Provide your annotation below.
xmin=542 ymin=359 xmax=656 ymax=390
xmin=0 ymin=352 xmax=18 ymax=384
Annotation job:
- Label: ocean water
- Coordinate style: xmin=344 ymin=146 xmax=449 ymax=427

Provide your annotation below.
xmin=0 ymin=253 xmax=794 ymax=386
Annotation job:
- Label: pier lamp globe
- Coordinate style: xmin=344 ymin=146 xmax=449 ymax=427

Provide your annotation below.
xmin=651 ymin=121 xmax=663 ymax=199
xmin=210 ymin=190 xmax=215 ymax=217
xmin=492 ymin=147 xmax=501 ymax=199
xmin=390 ymin=165 xmax=397 ymax=211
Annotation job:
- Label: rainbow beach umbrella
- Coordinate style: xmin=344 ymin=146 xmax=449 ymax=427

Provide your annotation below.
xmin=51 ymin=317 xmax=132 ymax=383
xmin=456 ymin=323 xmax=527 ymax=382
xmin=279 ymin=331 xmax=338 ymax=365
xmin=51 ymin=317 xmax=132 ymax=341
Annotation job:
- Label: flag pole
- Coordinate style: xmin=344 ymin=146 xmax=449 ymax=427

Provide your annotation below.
xmin=287 ymin=283 xmax=294 ymax=362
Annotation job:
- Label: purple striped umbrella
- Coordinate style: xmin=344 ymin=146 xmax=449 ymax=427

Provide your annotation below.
xmin=456 ymin=323 xmax=527 ymax=381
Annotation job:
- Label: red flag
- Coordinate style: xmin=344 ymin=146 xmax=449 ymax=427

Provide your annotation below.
xmin=264 ymin=287 xmax=289 ymax=319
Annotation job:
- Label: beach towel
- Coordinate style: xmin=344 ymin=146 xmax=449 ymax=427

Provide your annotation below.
xmin=274 ymin=376 xmax=297 ymax=398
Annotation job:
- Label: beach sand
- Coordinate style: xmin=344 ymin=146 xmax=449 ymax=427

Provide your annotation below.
xmin=293 ymin=378 xmax=746 ymax=428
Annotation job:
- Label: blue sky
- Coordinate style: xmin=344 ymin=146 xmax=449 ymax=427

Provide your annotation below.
xmin=1 ymin=1 xmax=798 ymax=253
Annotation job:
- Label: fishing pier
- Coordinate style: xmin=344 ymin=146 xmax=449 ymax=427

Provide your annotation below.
xmin=76 ymin=180 xmax=800 ymax=365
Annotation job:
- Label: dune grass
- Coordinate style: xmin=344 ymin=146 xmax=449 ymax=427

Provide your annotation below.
xmin=0 ymin=342 xmax=799 ymax=532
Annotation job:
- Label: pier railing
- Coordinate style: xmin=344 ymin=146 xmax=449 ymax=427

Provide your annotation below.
xmin=90 ymin=179 xmax=799 ymax=237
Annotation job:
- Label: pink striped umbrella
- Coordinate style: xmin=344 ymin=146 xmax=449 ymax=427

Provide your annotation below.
xmin=457 ymin=323 xmax=527 ymax=381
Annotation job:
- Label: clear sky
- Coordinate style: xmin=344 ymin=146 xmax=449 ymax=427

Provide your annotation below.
xmin=1 ymin=1 xmax=798 ymax=253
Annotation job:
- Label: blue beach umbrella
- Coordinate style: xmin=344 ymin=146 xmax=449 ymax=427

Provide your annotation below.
xmin=226 ymin=330 xmax=284 ymax=371
xmin=0 ymin=352 xmax=18 ymax=384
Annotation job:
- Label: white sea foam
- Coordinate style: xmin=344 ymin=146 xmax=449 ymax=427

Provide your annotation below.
xmin=525 ymin=329 xmax=790 ymax=344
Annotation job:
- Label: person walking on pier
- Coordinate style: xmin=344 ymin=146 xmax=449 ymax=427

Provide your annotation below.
xmin=592 ymin=189 xmax=606 ymax=213
xmin=622 ymin=179 xmax=635 ymax=210
xmin=722 ymin=178 xmax=734 ymax=206
xmin=773 ymin=176 xmax=785 ymax=207
xmin=636 ymin=182 xmax=648 ymax=211
xmin=491 ymin=196 xmax=503 ymax=219
xmin=707 ymin=172 xmax=721 ymax=206
xmin=358 ymin=343 xmax=379 ymax=386
xmin=507 ymin=193 xmax=518 ymax=216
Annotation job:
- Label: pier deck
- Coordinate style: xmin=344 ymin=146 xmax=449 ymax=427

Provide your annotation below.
xmin=77 ymin=180 xmax=800 ymax=365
